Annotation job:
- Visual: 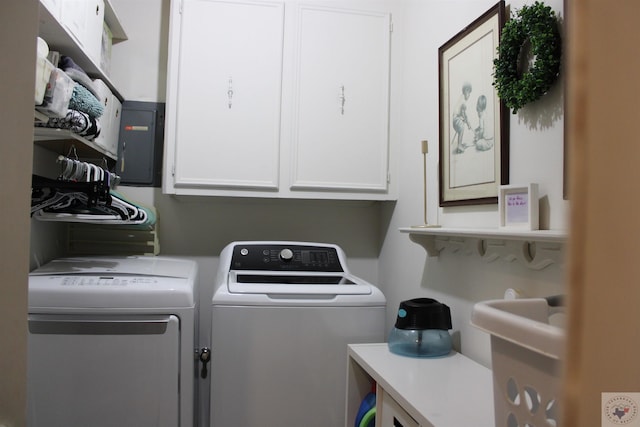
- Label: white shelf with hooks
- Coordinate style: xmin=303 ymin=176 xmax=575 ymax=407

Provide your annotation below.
xmin=399 ymin=227 xmax=567 ymax=270
xmin=34 ymin=128 xmax=116 ymax=165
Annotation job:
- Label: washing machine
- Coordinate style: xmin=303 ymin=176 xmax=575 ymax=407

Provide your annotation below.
xmin=27 ymin=256 xmax=198 ymax=427
xmin=210 ymin=241 xmax=386 ymax=427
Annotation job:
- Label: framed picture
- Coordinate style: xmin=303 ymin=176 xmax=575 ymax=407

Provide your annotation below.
xmin=499 ymin=184 xmax=539 ymax=230
xmin=439 ymin=1 xmax=509 ymax=207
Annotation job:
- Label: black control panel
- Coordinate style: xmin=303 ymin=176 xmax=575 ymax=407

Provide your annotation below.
xmin=230 ymin=244 xmax=344 ymax=272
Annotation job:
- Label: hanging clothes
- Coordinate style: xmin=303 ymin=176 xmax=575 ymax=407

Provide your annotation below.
xmin=31 ymin=157 xmax=155 ymax=228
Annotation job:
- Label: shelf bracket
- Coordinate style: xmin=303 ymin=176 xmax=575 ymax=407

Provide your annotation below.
xmin=408 ymin=233 xmax=443 ymax=257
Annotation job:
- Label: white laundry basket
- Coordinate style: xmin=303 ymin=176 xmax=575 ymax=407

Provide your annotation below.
xmin=471 ymin=298 xmax=565 ymax=427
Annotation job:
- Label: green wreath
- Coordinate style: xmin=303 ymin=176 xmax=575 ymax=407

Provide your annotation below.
xmin=493 ymin=1 xmax=562 ymax=114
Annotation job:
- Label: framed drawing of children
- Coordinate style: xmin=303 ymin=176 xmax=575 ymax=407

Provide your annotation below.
xmin=438 ymin=1 xmax=509 ymax=207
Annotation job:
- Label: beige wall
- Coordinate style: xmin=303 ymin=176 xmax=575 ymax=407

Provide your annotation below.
xmin=564 ymin=0 xmax=640 ymax=425
xmin=0 ymin=0 xmax=37 ymax=425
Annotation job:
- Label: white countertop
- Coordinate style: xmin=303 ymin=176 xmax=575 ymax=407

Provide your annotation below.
xmin=348 ymin=343 xmax=495 ymax=427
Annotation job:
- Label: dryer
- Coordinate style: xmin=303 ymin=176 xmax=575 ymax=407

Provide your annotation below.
xmin=27 ymin=256 xmax=198 ymax=427
xmin=210 ymin=241 xmax=386 ymax=427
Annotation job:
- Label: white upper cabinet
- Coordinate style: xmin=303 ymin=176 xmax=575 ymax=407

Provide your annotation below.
xmin=288 ymin=5 xmax=391 ymax=194
xmin=164 ymin=0 xmax=396 ymax=200
xmin=167 ymin=0 xmax=284 ymax=192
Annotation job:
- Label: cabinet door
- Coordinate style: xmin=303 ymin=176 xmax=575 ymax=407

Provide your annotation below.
xmin=289 ymin=5 xmax=391 ymax=193
xmin=169 ymin=0 xmax=284 ymax=191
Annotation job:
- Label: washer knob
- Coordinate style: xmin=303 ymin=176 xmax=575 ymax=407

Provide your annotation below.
xmin=279 ymin=248 xmax=294 ymax=261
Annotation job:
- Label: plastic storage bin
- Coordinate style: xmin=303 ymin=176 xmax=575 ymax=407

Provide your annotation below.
xmin=471 ymin=298 xmax=565 ymax=427
xmin=35 ymin=38 xmax=54 ymax=104
xmin=36 ymin=68 xmax=74 ymax=118
xmin=92 ymin=79 xmax=121 ymax=158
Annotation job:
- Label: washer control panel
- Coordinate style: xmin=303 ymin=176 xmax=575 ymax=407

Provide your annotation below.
xmin=56 ymin=276 xmax=159 ymax=287
xmin=231 ymin=244 xmax=344 ymax=272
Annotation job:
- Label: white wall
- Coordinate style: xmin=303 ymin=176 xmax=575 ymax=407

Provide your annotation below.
xmin=380 ymin=0 xmax=567 ymax=367
xmin=109 ymin=0 xmax=385 ymax=279
xmin=108 ymin=6 xmax=384 ymax=419
xmin=108 ymin=7 xmax=384 ymax=415
xmin=107 ymin=0 xmax=567 ymax=370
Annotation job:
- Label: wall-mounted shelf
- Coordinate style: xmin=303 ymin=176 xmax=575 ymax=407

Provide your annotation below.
xmin=35 ymin=0 xmax=126 ymax=168
xmin=103 ymin=0 xmax=127 ymax=43
xmin=400 ymin=227 xmax=567 ymax=270
xmin=34 ymin=128 xmax=116 ymax=165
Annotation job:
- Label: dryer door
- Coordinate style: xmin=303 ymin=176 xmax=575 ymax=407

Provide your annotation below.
xmin=27 ymin=314 xmax=180 ymax=427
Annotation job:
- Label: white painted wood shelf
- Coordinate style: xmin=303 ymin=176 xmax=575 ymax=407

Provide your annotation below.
xmin=399 ymin=227 xmax=567 ymax=270
xmin=34 ymin=128 xmax=116 ymax=165
xmin=346 ymin=343 xmax=495 ymax=427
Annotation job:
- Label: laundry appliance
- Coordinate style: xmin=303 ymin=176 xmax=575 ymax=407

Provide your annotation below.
xmin=210 ymin=241 xmax=386 ymax=427
xmin=27 ymin=256 xmax=198 ymax=427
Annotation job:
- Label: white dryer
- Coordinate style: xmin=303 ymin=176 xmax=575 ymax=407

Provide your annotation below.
xmin=210 ymin=241 xmax=386 ymax=427
xmin=28 ymin=256 xmax=198 ymax=427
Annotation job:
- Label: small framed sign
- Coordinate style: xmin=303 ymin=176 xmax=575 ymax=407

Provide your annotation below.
xmin=499 ymin=184 xmax=539 ymax=230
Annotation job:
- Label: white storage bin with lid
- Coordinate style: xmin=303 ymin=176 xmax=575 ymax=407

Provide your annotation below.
xmin=92 ymin=78 xmax=121 ymax=158
xmin=100 ymin=21 xmax=112 ymax=75
xmin=471 ymin=297 xmax=565 ymax=427
xmin=40 ymin=0 xmax=63 ymax=21
xmin=59 ymin=0 xmax=105 ymax=64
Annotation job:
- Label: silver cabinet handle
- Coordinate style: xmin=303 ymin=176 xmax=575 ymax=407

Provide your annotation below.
xmin=227 ymin=77 xmax=234 ymax=109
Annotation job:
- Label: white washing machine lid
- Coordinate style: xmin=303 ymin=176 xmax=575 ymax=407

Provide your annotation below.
xmin=29 ymin=256 xmax=197 ymax=310
xmin=213 ymin=242 xmax=386 ymax=306
xmin=227 ymin=270 xmax=373 ymax=296
xmin=214 ymin=275 xmax=386 ymax=306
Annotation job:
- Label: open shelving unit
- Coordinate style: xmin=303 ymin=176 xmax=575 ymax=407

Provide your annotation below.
xmin=35 ymin=0 xmax=127 ymax=164
xmin=37 ymin=0 xmax=127 ymax=101
xmin=346 ymin=343 xmax=495 ymax=426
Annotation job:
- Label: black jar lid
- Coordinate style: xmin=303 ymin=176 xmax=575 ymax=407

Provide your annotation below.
xmin=394 ymin=298 xmax=452 ymax=330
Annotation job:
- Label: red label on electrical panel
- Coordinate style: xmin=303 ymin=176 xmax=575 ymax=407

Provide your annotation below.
xmin=124 ymin=125 xmax=149 ymax=131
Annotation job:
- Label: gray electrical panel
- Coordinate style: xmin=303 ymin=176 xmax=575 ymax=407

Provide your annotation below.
xmin=116 ymin=101 xmax=165 ymax=187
